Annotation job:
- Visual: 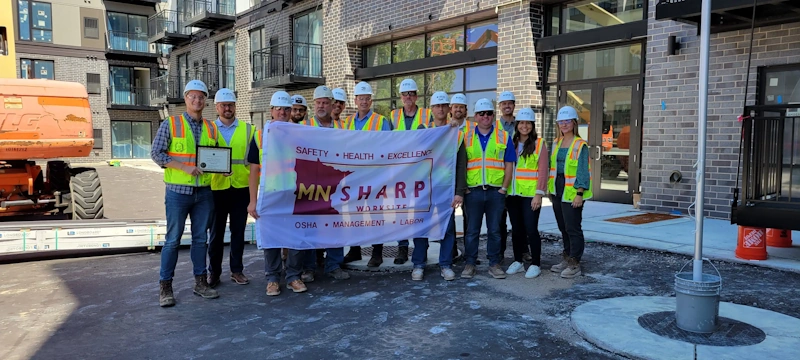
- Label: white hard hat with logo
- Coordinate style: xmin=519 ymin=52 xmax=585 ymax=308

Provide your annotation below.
xmin=270 ymin=91 xmax=292 ymax=108
xmin=183 ymin=80 xmax=208 ymax=97
xmin=430 ymin=91 xmax=450 ymax=106
xmin=332 ymin=88 xmax=347 ymax=102
xmin=399 ymin=78 xmax=419 ymax=93
xmin=354 ymin=81 xmax=373 ymax=96
xmin=291 ymin=95 xmax=308 ymax=108
xmin=474 ymin=98 xmax=495 ymax=113
xmin=450 ymin=93 xmax=467 ymax=106
xmin=214 ymin=88 xmax=236 ymax=104
xmin=556 ymin=106 xmax=579 ymax=121
xmin=313 ymin=85 xmax=334 ymax=100
xmin=498 ymin=91 xmax=516 ymax=103
xmin=516 ymin=107 xmax=535 ymax=122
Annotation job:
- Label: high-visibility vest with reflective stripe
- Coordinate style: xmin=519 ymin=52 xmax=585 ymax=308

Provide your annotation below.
xmin=548 ymin=137 xmax=593 ymax=202
xmin=164 ymin=115 xmax=219 ymax=187
xmin=345 ymin=112 xmax=386 ymax=131
xmin=510 ymin=138 xmax=544 ymax=197
xmin=211 ymin=121 xmax=254 ymax=190
xmin=497 ymin=118 xmax=516 ymax=138
xmin=302 ymin=117 xmax=344 ymax=128
xmin=464 ymin=126 xmax=508 ymax=187
xmin=391 ymin=108 xmax=431 ymax=131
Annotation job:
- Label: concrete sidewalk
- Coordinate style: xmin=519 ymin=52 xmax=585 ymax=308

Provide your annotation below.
xmin=455 ymin=199 xmax=800 ymax=273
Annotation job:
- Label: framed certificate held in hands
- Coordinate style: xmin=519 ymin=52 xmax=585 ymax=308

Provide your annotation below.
xmin=196 ymin=146 xmax=232 ymax=173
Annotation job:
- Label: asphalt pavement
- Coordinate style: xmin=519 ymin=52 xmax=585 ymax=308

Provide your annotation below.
xmin=91 ymin=164 xmax=165 ymax=220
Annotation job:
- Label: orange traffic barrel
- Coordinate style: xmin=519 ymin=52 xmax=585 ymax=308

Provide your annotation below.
xmin=735 ymin=226 xmax=768 ymax=260
xmin=766 ymin=228 xmax=793 ymax=248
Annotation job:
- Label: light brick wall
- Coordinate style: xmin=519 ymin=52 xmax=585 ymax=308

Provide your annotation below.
xmin=642 ymin=0 xmax=800 ymax=219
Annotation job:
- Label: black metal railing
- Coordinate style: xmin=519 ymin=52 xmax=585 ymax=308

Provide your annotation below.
xmin=150 ymin=75 xmax=182 ymax=102
xmin=148 ymin=10 xmax=190 ymax=37
xmin=251 ymin=42 xmax=323 ymax=82
xmin=183 ymin=0 xmax=236 ymax=19
xmin=107 ymin=30 xmax=150 ymax=53
xmin=188 ymin=63 xmax=235 ymax=92
xmin=107 ymin=86 xmax=152 ymax=107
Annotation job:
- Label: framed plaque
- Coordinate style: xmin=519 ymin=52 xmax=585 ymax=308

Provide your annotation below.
xmin=196 ymin=146 xmax=232 ymax=174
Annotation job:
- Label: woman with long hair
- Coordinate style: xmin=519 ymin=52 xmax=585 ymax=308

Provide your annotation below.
xmin=548 ymin=106 xmax=592 ymax=278
xmin=504 ymin=107 xmax=549 ymax=278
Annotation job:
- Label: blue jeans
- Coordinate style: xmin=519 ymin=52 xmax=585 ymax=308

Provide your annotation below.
xmin=303 ymin=249 xmax=317 ymax=272
xmin=412 ymin=212 xmax=455 ymax=268
xmin=160 ymin=187 xmax=214 ymax=281
xmin=325 ymin=247 xmax=344 ymax=273
xmin=465 ymin=187 xmax=506 ymax=267
xmin=264 ymin=248 xmax=303 ymax=283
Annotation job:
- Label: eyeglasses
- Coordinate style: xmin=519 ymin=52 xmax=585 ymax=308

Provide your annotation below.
xmin=219 ymin=103 xmax=235 ymax=108
xmin=186 ymin=94 xmax=206 ymax=101
xmin=476 ymin=111 xmax=494 ymax=117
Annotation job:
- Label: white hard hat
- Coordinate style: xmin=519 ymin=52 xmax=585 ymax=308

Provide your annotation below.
xmin=556 ymin=106 xmax=579 ymax=121
xmin=516 ymin=107 xmax=535 ymax=122
xmin=450 ymin=93 xmax=467 ymax=106
xmin=474 ymin=98 xmax=494 ymax=113
xmin=183 ymin=80 xmax=208 ymax=97
xmin=430 ymin=91 xmax=449 ymax=106
xmin=214 ymin=88 xmax=236 ymax=104
xmin=399 ymin=78 xmax=419 ymax=93
xmin=291 ymin=95 xmax=308 ymax=108
xmin=270 ymin=91 xmax=292 ymax=108
xmin=354 ymin=81 xmax=373 ymax=96
xmin=332 ymin=88 xmax=347 ymax=102
xmin=498 ymin=91 xmax=516 ymax=103
xmin=313 ymin=85 xmax=334 ymax=100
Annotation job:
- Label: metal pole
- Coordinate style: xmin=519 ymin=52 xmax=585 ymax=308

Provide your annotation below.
xmin=694 ymin=0 xmax=712 ymax=282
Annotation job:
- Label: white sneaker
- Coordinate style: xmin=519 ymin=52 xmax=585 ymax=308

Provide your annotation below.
xmin=412 ymin=267 xmax=424 ymax=281
xmin=525 ymin=265 xmax=541 ymax=279
xmin=505 ymin=261 xmax=524 ymax=275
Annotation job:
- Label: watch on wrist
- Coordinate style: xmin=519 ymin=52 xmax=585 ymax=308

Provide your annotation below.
xmin=576 ymin=191 xmax=584 ymax=196
xmin=500 ymin=187 xmax=507 ymax=192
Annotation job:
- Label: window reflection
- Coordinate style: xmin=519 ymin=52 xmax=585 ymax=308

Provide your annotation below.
xmin=762 ymin=69 xmax=800 ymax=105
xmin=466 ymin=64 xmax=498 ymax=91
xmin=428 ymin=27 xmax=464 ymax=57
xmin=467 ymin=21 xmax=498 ymax=50
xmin=561 ymin=44 xmax=641 ymax=81
xmin=553 ymin=0 xmax=645 ymax=35
xmin=426 ymin=69 xmax=464 ymax=93
xmin=393 ymin=36 xmax=425 ymax=63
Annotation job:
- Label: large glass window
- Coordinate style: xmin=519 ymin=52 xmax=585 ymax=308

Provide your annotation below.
xmin=466 ymin=21 xmax=498 ymax=50
xmin=561 ymin=44 xmax=641 ymax=82
xmin=18 ymin=1 xmax=52 ymax=42
xmin=111 ymin=121 xmax=152 ymax=159
xmin=20 ymin=58 xmax=54 ymax=79
xmin=393 ymin=36 xmax=425 ymax=63
xmin=428 ymin=27 xmax=464 ymax=57
xmin=365 ymin=42 xmax=391 ymax=67
xmin=762 ymin=67 xmax=800 ymax=105
xmin=107 ymin=12 xmax=148 ymax=52
xmin=550 ymin=0 xmax=645 ymax=35
xmin=294 ymin=8 xmax=323 ymax=78
xmin=217 ymin=37 xmax=235 ymax=90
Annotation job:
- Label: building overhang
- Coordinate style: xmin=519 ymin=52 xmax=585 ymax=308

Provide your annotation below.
xmin=655 ymin=0 xmax=800 ymax=33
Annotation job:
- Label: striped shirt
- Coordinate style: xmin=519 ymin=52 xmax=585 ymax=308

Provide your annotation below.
xmin=151 ymin=112 xmax=208 ymax=195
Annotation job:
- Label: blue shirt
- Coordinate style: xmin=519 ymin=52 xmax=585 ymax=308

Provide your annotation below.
xmin=215 ymin=118 xmax=239 ymax=145
xmin=475 ymin=125 xmax=517 ymax=163
xmin=556 ymin=144 xmax=590 ymax=190
xmin=353 ymin=110 xmax=373 ymax=130
xmin=151 ymin=112 xmax=208 ymax=195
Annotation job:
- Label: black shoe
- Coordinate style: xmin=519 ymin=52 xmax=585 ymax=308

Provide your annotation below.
xmin=394 ymin=246 xmax=408 ymax=264
xmin=367 ymin=246 xmax=383 ymax=267
xmin=343 ymin=246 xmax=362 ymax=263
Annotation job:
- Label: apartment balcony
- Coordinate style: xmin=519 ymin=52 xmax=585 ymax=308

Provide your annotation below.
xmin=655 ymin=0 xmax=800 ymax=33
xmin=106 ymin=30 xmax=158 ymax=60
xmin=183 ymin=0 xmax=235 ymax=30
xmin=150 ymin=64 xmax=234 ymax=105
xmin=251 ymin=42 xmax=325 ymax=90
xmin=107 ymin=86 xmax=160 ymax=110
xmin=151 ymin=76 xmax=183 ymax=105
xmin=148 ymin=10 xmax=191 ymax=45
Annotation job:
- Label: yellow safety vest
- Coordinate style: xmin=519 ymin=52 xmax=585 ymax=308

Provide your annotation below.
xmin=164 ymin=115 xmax=219 ymax=187
xmin=302 ymin=117 xmax=344 ymax=128
xmin=497 ymin=118 xmax=516 ymax=137
xmin=391 ymin=107 xmax=431 ymax=131
xmin=510 ymin=138 xmax=544 ymax=197
xmin=255 ymin=129 xmax=263 ymax=163
xmin=345 ymin=112 xmax=387 ymax=131
xmin=548 ymin=137 xmax=593 ymax=202
xmin=211 ymin=121 xmax=254 ymax=190
xmin=464 ymin=125 xmax=509 ymax=187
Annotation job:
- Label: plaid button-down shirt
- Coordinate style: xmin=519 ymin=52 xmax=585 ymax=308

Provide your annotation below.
xmin=151 ymin=112 xmax=208 ymax=195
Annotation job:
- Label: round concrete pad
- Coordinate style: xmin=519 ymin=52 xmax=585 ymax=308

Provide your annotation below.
xmin=571 ymin=296 xmax=800 ymax=360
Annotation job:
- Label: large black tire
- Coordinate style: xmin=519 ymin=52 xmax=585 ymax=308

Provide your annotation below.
xmin=69 ymin=169 xmax=104 ymax=220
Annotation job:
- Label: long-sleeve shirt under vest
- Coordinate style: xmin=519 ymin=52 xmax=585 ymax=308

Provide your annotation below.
xmin=151 ymin=112 xmax=210 ymax=195
xmin=555 ymin=144 xmax=591 ymax=190
xmin=516 ymin=140 xmax=549 ymax=195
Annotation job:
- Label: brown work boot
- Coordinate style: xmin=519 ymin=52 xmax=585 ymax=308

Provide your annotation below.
xmin=327 ymin=268 xmax=351 ymax=280
xmin=488 ymin=264 xmax=507 ymax=279
xmin=287 ymin=279 xmax=308 ymax=293
xmin=394 ymin=246 xmax=409 ymax=264
xmin=193 ymin=275 xmax=219 ymax=299
xmin=461 ymin=264 xmax=477 ymax=279
xmin=207 ymin=273 xmax=220 ymax=288
xmin=159 ymin=280 xmax=175 ymax=307
xmin=560 ymin=258 xmax=582 ymax=279
xmin=266 ymin=281 xmax=280 ymax=296
xmin=301 ymin=270 xmax=315 ymax=283
xmin=367 ymin=246 xmax=383 ymax=267
xmin=230 ymin=272 xmax=249 ymax=285
xmin=550 ymin=252 xmax=569 ymax=273
xmin=343 ymin=246 xmax=362 ymax=263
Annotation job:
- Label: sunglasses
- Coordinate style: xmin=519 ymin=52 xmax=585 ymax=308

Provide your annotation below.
xmin=476 ymin=111 xmax=494 ymax=117
xmin=401 ymin=92 xmax=418 ymax=97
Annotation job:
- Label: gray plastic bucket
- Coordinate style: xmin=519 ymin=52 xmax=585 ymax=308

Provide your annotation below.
xmin=674 ymin=260 xmax=722 ymax=333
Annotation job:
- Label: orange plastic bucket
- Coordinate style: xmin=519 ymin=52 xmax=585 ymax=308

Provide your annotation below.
xmin=766 ymin=228 xmax=793 ymax=248
xmin=735 ymin=226 xmax=768 ymax=260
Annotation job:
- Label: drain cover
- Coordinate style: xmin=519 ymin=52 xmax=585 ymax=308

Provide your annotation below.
xmin=638 ymin=311 xmax=765 ymax=346
xmin=359 ymin=245 xmax=413 ymax=257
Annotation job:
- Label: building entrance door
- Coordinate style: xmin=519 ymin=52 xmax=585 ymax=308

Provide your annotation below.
xmin=559 ymin=79 xmax=642 ymax=203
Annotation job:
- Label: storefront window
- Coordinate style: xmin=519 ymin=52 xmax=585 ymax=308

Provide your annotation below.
xmin=561 ymin=44 xmax=641 ymax=82
xmin=551 ymin=0 xmax=645 ymax=35
xmin=428 ymin=27 xmax=464 ymax=57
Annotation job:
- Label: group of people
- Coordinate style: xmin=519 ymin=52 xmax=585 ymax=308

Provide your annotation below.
xmin=151 ymin=78 xmax=592 ymax=308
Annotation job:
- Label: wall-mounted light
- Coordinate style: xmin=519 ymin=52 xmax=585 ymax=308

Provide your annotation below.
xmin=667 ymin=35 xmax=681 ymax=56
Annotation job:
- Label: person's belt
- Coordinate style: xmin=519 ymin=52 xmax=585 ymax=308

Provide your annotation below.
xmin=469 ymin=185 xmax=500 ymax=191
